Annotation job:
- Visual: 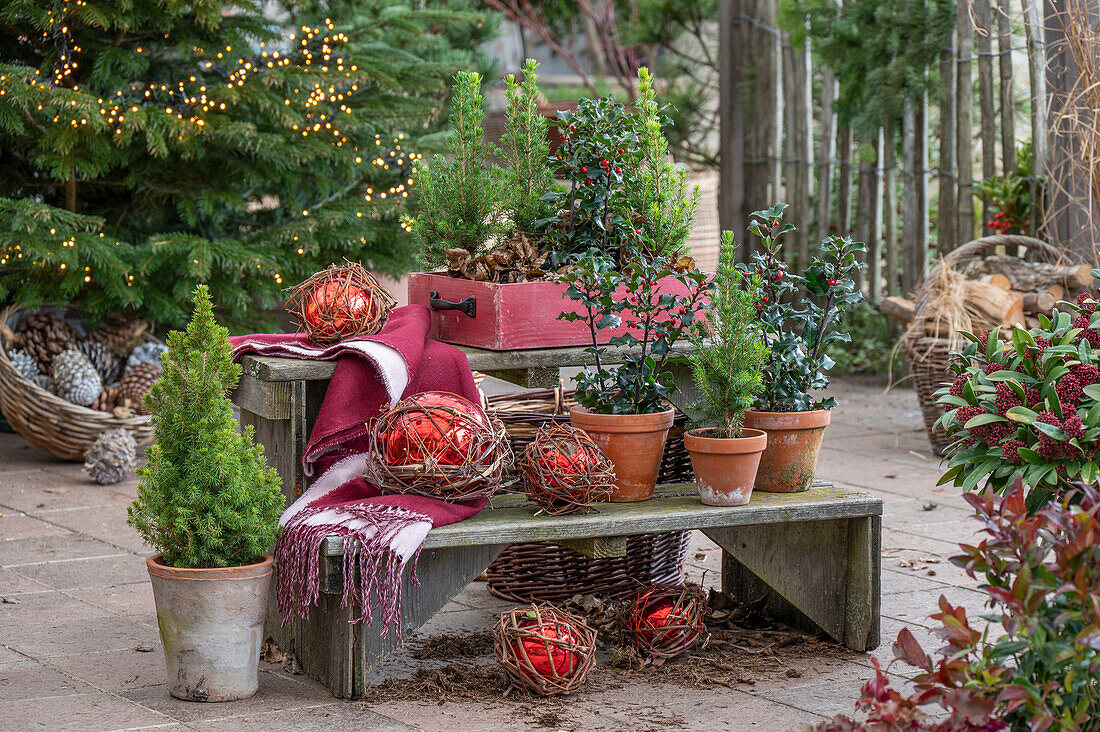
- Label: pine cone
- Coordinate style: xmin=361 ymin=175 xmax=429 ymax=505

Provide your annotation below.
xmin=125 ymin=342 xmax=167 ymax=370
xmin=83 ymin=428 xmax=137 ymax=485
xmin=79 ymin=340 xmax=122 ymax=385
xmin=90 ymin=386 xmax=120 ymax=412
xmin=7 ymin=348 xmax=52 ymax=391
xmin=51 ymin=348 xmax=102 ymax=407
xmin=119 ymin=362 xmax=161 ymax=414
xmin=89 ymin=317 xmax=149 ymax=357
xmin=15 ymin=311 xmax=77 ymax=371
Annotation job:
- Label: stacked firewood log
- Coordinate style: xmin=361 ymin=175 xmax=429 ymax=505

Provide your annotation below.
xmin=882 ymin=255 xmax=1095 ymax=335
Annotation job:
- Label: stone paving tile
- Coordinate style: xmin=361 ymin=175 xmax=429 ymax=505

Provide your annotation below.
xmin=121 ymin=671 xmax=334 ymax=724
xmin=0 ymin=690 xmax=175 ymax=731
xmin=44 ymin=646 xmax=167 ymax=692
xmin=68 ymin=581 xmax=157 ymax=617
xmin=589 ymin=685 xmax=828 ymax=731
xmin=367 ymin=700 xmax=613 ymax=732
xmin=0 ymin=659 xmax=93 ymax=702
xmin=0 ymin=510 xmax=69 ymax=540
xmin=0 ymin=533 xmax=126 ymax=568
xmin=45 ymin=505 xmax=150 ymax=556
xmin=0 ymin=643 xmax=26 ymax=663
xmin=0 ymin=589 xmax=114 ymax=628
xmin=201 ymin=704 xmax=415 ymax=731
xmin=878 ymin=567 xmax=960 ymax=596
xmin=9 ymin=554 xmax=149 ymax=591
xmin=0 ymin=473 xmax=136 ymax=515
xmin=0 ymin=567 xmax=52 ymax=595
xmin=0 ymin=614 xmax=158 ymax=659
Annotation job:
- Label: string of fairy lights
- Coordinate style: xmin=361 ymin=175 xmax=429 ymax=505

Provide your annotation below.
xmin=0 ymin=1 xmax=425 ymax=287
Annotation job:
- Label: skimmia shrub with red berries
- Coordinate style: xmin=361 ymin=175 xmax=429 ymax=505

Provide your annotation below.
xmin=805 ymin=480 xmax=1100 ymax=732
xmin=935 ymin=286 xmax=1100 ymax=508
xmin=558 ymin=249 xmax=709 ymax=414
xmin=742 ymin=205 xmax=864 ymax=412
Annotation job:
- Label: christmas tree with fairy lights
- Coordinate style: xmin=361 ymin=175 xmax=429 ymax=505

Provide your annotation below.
xmin=0 ymin=0 xmax=496 ymax=329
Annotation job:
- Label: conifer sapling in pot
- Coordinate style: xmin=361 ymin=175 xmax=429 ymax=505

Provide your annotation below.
xmin=562 ymin=248 xmax=709 ymax=502
xmin=741 ymin=204 xmax=864 ymax=493
xmin=127 ymin=286 xmax=284 ymax=702
xmin=684 ymin=232 xmax=769 ymax=506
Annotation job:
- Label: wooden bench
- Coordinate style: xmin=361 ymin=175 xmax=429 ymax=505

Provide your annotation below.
xmin=233 ymin=348 xmax=883 ymax=699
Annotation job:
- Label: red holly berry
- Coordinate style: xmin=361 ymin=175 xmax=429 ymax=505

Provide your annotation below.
xmin=581 ymin=166 xmax=588 ymax=173
xmin=617 ymin=148 xmax=625 ymax=153
xmin=827 ymin=279 xmax=836 ymax=286
xmin=600 ymin=160 xmax=608 ymax=167
xmin=776 ymin=271 xmax=783 ymax=279
xmin=570 ymin=125 xmax=576 ymax=131
xmin=615 ymin=167 xmax=622 ymax=173
xmin=762 ymin=296 xmax=769 ymax=303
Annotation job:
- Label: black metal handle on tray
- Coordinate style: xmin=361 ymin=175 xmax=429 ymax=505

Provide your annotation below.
xmin=429 ymin=291 xmax=476 ymax=318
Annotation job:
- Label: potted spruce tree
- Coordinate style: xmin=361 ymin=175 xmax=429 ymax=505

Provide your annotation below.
xmin=684 ymin=232 xmax=769 ymax=506
xmin=562 ymin=250 xmax=709 ymax=502
xmin=741 ymin=205 xmax=864 ymax=493
xmin=127 ymin=286 xmax=284 ymax=702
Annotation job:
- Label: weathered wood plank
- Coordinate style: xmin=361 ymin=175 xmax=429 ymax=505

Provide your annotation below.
xmin=238 ymin=378 xmax=306 ymax=504
xmin=321 ymin=483 xmax=882 ymax=556
xmin=240 ymin=341 xmax=696 ymax=384
xmin=232 ymin=374 xmax=292 ymax=421
xmin=705 ymin=513 xmax=880 ymax=651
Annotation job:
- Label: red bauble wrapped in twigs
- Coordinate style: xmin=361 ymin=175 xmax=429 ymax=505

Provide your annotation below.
xmin=622 ymin=585 xmax=707 ymax=660
xmin=287 ymin=261 xmax=396 ymax=344
xmin=365 ymin=391 xmax=513 ymax=501
xmin=520 ymin=424 xmax=614 ymax=515
xmin=493 ymin=603 xmax=597 ymax=696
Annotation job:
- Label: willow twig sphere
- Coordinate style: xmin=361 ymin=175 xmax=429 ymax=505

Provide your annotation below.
xmin=520 ymin=423 xmax=614 ymax=515
xmin=365 ymin=391 xmax=513 ymax=501
xmin=621 ymin=585 xmax=707 ymax=660
xmin=493 ymin=603 xmax=597 ymax=696
xmin=286 ymin=261 xmax=397 ymax=345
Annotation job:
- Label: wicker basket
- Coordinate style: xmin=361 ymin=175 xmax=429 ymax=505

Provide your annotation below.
xmin=902 ymin=235 xmax=1061 ymax=455
xmin=0 ymin=305 xmax=155 ymax=461
xmin=484 ymin=387 xmax=694 ymax=602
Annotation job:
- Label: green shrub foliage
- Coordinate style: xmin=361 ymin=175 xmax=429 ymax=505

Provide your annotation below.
xmin=412 ymin=71 xmax=506 ymax=266
xmin=127 ymin=285 xmax=284 ymax=568
xmin=500 ymin=59 xmax=555 ymax=235
xmin=689 ymin=232 xmax=767 ymax=438
xmin=0 ymin=0 xmax=495 ymax=330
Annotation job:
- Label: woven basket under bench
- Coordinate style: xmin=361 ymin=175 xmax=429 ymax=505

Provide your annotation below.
xmin=484 ymin=387 xmax=694 ymax=602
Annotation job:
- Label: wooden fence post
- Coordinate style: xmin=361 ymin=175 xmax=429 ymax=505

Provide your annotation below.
xmin=998 ymin=1 xmax=1016 ymax=176
xmin=884 ymin=118 xmax=899 ymax=297
xmin=1021 ymin=0 xmax=1047 ymax=238
xmin=817 ymin=68 xmax=837 ymax=239
xmin=718 ymin=0 xmax=746 ymax=245
xmin=939 ymin=29 xmax=958 ymax=255
xmin=976 ymin=0 xmax=997 ymax=235
xmin=957 ymin=0 xmax=976 ymax=244
xmin=837 ymin=126 xmax=853 ymax=236
xmin=903 ymin=105 xmax=921 ymax=294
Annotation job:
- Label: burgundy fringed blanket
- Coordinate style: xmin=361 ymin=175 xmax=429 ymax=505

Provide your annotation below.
xmin=229 ymin=305 xmax=485 ymax=638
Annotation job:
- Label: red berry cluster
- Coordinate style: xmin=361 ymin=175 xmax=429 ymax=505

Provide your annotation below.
xmin=986 ymin=210 xmax=1018 ymax=232
xmin=994 ymin=383 xmax=1021 ymax=414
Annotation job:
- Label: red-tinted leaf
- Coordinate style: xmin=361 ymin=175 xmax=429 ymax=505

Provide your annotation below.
xmin=893 ymin=628 xmax=932 ymax=670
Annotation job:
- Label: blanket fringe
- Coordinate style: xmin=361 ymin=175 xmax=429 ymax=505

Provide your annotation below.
xmin=275 ymin=503 xmax=430 ymax=639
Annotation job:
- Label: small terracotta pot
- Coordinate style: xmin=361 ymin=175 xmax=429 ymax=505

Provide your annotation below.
xmin=147 ymin=554 xmax=273 ymax=702
xmin=684 ymin=427 xmax=768 ymax=506
xmin=569 ymin=406 xmax=675 ymax=502
xmin=742 ymin=409 xmax=831 ymax=493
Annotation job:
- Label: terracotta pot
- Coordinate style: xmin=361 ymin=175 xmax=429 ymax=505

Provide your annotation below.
xmin=742 ymin=409 xmax=831 ymax=493
xmin=147 ymin=554 xmax=273 ymax=702
xmin=684 ymin=427 xmax=768 ymax=506
xmin=569 ymin=406 xmax=674 ymax=502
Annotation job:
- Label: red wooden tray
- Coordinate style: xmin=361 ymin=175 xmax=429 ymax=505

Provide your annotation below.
xmin=408 ymin=272 xmax=698 ymax=351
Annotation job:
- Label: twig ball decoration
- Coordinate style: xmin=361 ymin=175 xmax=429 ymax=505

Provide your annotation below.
xmin=520 ymin=424 xmax=614 ymax=514
xmin=287 ymin=262 xmax=397 ymax=345
xmin=622 ymin=585 xmax=707 ymax=660
xmin=366 ymin=391 xmax=513 ymax=501
xmin=493 ymin=603 xmax=597 ymax=696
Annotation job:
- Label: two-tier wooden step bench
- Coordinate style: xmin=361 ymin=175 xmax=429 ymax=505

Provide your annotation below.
xmin=263 ymin=480 xmax=882 ymax=699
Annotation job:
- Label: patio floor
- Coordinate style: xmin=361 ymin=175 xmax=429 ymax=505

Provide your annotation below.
xmin=0 ymin=376 xmax=989 ymax=731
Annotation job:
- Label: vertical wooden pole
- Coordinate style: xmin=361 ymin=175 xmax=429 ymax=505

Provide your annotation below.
xmin=903 ymin=105 xmax=920 ymax=294
xmin=938 ymin=30 xmax=958 ymax=254
xmin=919 ymin=91 xmax=931 ymax=282
xmin=718 ymin=0 xmax=746 ymax=245
xmin=870 ymin=129 xmax=883 ymax=302
xmin=957 ymin=0 xmax=976 ymax=244
xmin=975 ymin=0 xmax=997 ymax=234
xmin=884 ymin=118 xmax=899 ymax=297
xmin=817 ymin=67 xmax=838 ymax=239
xmin=854 ymin=138 xmax=877 ymax=295
xmin=1021 ymin=0 xmax=1047 ymax=237
xmin=801 ymin=40 xmax=814 ymax=252
xmin=766 ymin=0 xmax=784 ymax=207
xmin=783 ymin=35 xmax=813 ymax=269
xmin=998 ymin=1 xmax=1016 ymax=176
xmin=837 ymin=127 xmax=853 ymax=236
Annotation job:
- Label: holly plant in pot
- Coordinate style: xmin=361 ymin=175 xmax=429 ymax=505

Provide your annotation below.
xmin=742 ymin=204 xmax=864 ymax=493
xmin=685 ymin=232 xmax=769 ymax=506
xmin=934 ymin=289 xmax=1100 ymax=511
xmin=127 ymin=286 xmax=284 ymax=702
xmin=560 ymin=247 xmax=709 ymax=502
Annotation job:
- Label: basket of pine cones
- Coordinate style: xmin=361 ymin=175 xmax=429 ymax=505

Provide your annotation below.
xmin=0 ymin=305 xmax=165 ymax=461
